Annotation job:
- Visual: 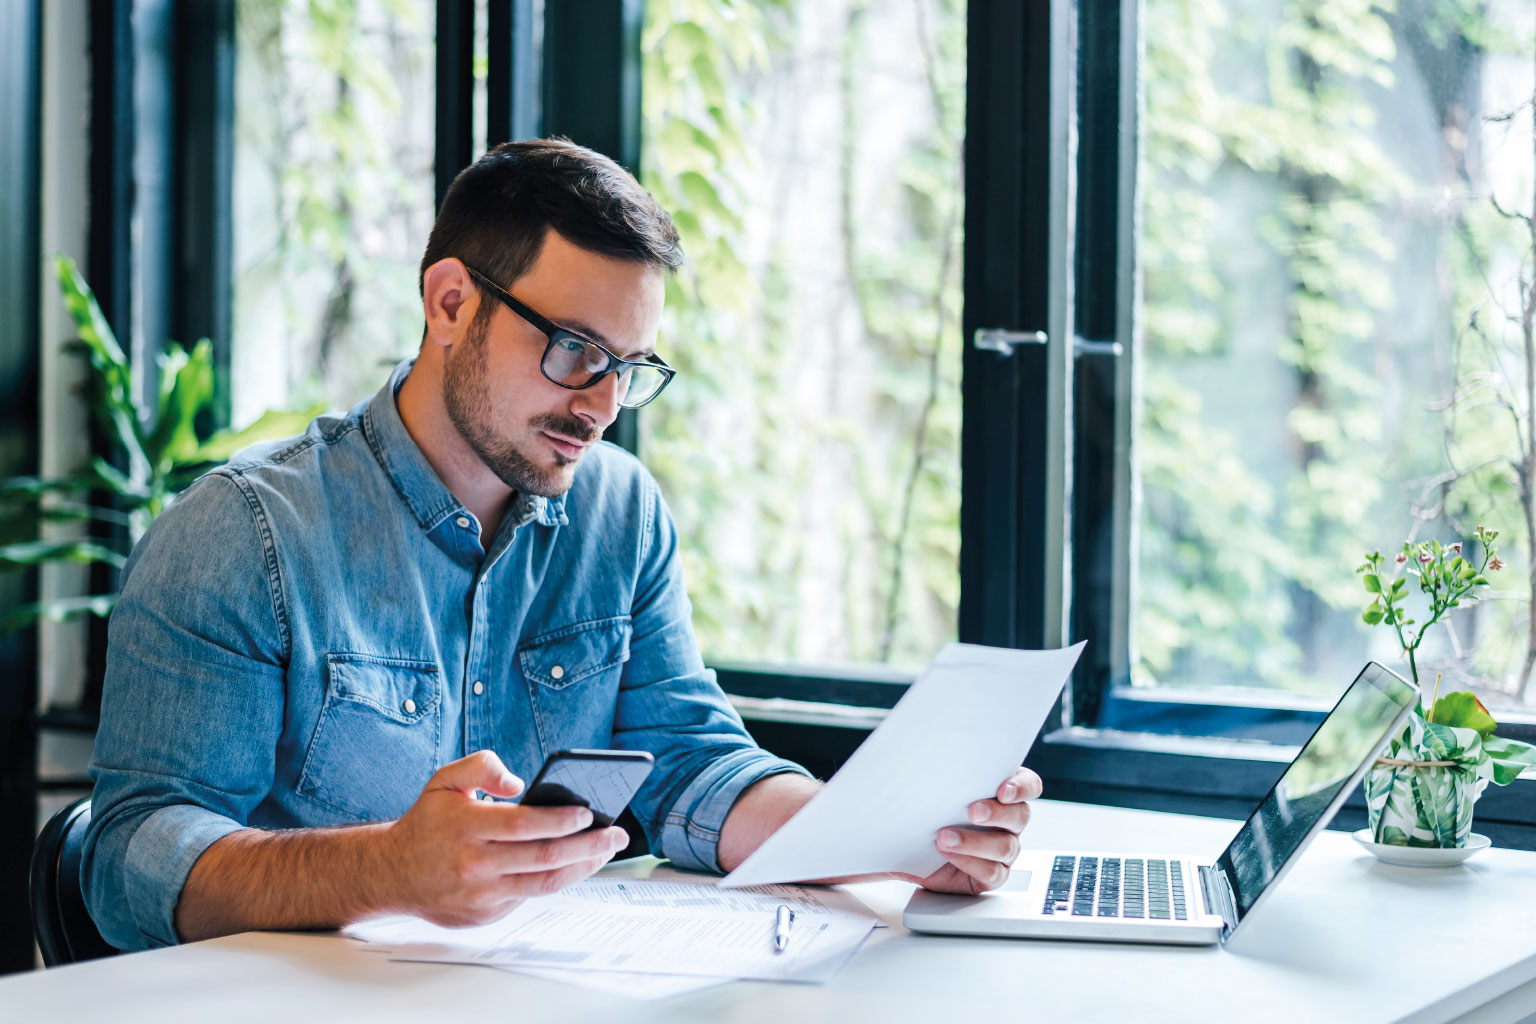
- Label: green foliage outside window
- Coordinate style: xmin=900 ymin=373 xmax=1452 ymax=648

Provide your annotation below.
xmin=639 ymin=0 xmax=965 ymax=668
xmin=1139 ymin=0 xmax=1536 ymax=701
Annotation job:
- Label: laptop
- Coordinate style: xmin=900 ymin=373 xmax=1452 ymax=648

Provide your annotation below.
xmin=903 ymin=661 xmax=1418 ymax=946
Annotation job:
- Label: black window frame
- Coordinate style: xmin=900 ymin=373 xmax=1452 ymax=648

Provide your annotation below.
xmin=1 ymin=0 xmax=43 ymax=976
xmin=608 ymin=0 xmax=1536 ymax=847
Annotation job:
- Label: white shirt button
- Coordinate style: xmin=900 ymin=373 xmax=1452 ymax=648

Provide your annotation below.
xmin=456 ymin=516 xmax=471 ymax=529
xmin=473 ymin=680 xmax=484 ymax=695
xmin=402 ymin=698 xmax=416 ymax=714
xmin=550 ymin=665 xmax=565 ymax=680
xmin=482 ymin=792 xmax=495 ymax=801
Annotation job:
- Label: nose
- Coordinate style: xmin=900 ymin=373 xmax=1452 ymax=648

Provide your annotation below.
xmin=569 ymin=371 xmax=624 ymax=433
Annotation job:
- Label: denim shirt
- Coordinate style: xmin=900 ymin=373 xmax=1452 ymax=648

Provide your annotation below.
xmin=83 ymin=359 xmax=809 ymax=951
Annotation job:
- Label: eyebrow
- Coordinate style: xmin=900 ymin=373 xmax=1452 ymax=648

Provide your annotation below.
xmin=558 ymin=318 xmax=655 ymax=362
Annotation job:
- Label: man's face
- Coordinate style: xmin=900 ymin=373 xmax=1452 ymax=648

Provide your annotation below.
xmin=442 ymin=231 xmax=665 ymax=498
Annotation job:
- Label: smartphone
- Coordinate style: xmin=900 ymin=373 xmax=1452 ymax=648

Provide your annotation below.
xmin=518 ymin=749 xmax=655 ymax=829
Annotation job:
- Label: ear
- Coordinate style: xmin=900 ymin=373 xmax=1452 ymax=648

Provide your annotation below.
xmin=421 ymin=258 xmax=480 ymax=350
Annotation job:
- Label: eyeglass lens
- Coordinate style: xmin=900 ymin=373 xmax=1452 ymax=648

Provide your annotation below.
xmin=543 ymin=336 xmax=668 ymax=408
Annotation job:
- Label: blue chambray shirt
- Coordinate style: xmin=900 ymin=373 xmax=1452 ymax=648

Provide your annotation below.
xmin=83 ymin=359 xmax=810 ymax=951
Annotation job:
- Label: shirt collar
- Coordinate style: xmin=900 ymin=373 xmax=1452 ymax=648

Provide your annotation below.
xmin=363 ymin=358 xmax=568 ymax=531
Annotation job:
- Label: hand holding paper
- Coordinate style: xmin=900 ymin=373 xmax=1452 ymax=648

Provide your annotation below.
xmin=720 ymin=642 xmax=1084 ymax=888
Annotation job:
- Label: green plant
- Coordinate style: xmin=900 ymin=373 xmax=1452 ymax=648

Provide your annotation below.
xmin=1357 ymin=526 xmax=1536 ymax=844
xmin=1357 ymin=525 xmax=1502 ymax=688
xmin=0 ymin=255 xmax=323 ymax=630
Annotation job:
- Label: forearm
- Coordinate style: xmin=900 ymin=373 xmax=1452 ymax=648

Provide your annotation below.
xmin=716 ymin=773 xmax=823 ymax=872
xmin=174 ymin=822 xmax=400 ymax=943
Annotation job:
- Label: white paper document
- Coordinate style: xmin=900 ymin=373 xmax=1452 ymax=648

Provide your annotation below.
xmin=720 ymin=642 xmax=1085 ymax=887
xmin=346 ymin=911 xmax=728 ymax=999
xmin=378 ymin=878 xmax=878 ymax=984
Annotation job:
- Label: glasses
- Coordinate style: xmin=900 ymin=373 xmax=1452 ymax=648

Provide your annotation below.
xmin=464 ymin=265 xmax=676 ymax=409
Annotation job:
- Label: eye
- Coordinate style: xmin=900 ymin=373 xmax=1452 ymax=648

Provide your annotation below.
xmin=558 ymin=338 xmax=585 ymax=355
xmin=582 ymin=346 xmax=609 ymax=373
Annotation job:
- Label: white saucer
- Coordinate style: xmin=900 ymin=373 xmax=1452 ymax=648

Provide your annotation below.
xmin=1352 ymin=829 xmax=1491 ymax=867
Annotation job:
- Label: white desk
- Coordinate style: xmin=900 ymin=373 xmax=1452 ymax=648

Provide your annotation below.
xmin=6 ymin=800 xmax=1536 ymax=1024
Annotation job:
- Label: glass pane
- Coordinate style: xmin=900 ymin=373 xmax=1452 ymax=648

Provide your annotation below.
xmin=640 ymin=0 xmax=965 ymax=669
xmin=231 ymin=0 xmax=437 ymax=422
xmin=1135 ymin=0 xmax=1536 ymax=709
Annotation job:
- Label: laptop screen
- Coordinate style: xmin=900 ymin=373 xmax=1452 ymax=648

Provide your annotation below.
xmin=1214 ymin=663 xmax=1418 ymax=925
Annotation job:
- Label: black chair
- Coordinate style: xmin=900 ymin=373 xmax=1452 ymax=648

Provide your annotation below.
xmin=29 ymin=797 xmax=120 ymax=966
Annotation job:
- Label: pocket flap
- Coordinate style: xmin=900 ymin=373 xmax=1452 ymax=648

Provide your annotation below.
xmin=518 ymin=616 xmax=633 ymax=689
xmin=327 ymin=654 xmax=441 ymax=723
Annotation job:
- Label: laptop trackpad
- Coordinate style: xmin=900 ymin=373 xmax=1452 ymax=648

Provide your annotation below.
xmin=996 ymin=870 xmax=1032 ymax=893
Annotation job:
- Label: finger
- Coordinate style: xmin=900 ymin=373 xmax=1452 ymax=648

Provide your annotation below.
xmin=997 ymin=767 xmax=1043 ymax=803
xmin=938 ymin=826 xmax=1020 ymax=865
xmin=967 ymin=797 xmax=1031 ymax=832
xmin=473 ymin=803 xmax=597 ymax=841
xmin=497 ymin=852 xmax=619 ymax=900
xmin=428 ymin=750 xmax=525 ymax=798
xmin=486 ymin=826 xmax=630 ymax=875
xmin=935 ymin=850 xmax=1012 ymax=891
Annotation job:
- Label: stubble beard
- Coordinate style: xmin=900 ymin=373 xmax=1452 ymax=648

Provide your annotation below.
xmin=442 ymin=314 xmax=597 ymax=498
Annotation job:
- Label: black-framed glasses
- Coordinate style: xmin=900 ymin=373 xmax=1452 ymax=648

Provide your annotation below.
xmin=464 ymin=264 xmax=676 ymax=409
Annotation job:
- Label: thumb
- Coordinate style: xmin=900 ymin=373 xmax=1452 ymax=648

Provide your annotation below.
xmin=428 ymin=749 xmax=524 ymax=798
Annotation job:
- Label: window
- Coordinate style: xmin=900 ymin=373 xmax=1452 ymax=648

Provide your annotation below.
xmin=1051 ymin=0 xmax=1536 ymax=843
xmin=639 ymin=0 xmax=966 ymax=671
xmin=1075 ymin=0 xmax=1536 ymax=726
xmin=231 ymin=0 xmax=437 ymax=421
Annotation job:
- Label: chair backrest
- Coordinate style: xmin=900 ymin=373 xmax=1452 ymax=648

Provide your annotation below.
xmin=29 ymin=797 xmax=120 ymax=966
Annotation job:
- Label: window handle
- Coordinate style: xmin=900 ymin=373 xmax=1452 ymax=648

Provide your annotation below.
xmin=1073 ymin=338 xmax=1123 ymax=359
xmin=973 ymin=328 xmax=1047 ymax=355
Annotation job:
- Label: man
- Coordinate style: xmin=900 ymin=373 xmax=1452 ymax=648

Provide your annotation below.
xmin=83 ymin=139 xmax=1041 ymax=951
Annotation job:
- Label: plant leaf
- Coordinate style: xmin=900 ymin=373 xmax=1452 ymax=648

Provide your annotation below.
xmin=0 ymin=473 xmax=107 ymax=500
xmin=0 ymin=593 xmax=117 ymax=632
xmin=186 ymin=403 xmax=326 ymax=465
xmin=147 ymin=339 xmax=216 ymax=469
xmin=88 ymin=457 xmax=154 ymax=503
xmin=1430 ymin=691 xmax=1497 ymax=737
xmin=0 ymin=539 xmax=126 ymax=569
xmin=55 ymin=255 xmax=151 ymax=477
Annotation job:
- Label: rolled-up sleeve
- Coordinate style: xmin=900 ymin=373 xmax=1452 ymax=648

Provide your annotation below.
xmin=614 ymin=479 xmax=812 ymax=873
xmin=83 ymin=472 xmax=288 ymax=950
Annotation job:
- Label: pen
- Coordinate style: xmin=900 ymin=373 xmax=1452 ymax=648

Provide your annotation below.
xmin=773 ymin=904 xmax=795 ymax=954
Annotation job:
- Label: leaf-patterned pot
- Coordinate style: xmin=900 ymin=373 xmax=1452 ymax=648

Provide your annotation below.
xmin=1364 ymin=714 xmax=1492 ymax=848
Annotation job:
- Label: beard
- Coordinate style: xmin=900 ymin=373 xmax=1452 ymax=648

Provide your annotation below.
xmin=442 ymin=314 xmax=599 ymax=498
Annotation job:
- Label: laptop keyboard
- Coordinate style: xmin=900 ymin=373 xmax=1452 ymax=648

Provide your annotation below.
xmin=1043 ymin=855 xmax=1190 ymax=921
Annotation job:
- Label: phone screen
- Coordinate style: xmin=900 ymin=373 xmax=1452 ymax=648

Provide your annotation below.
xmin=519 ymin=749 xmax=655 ymax=829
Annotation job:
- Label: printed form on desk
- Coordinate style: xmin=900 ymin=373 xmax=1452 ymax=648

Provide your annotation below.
xmin=345 ymin=877 xmax=879 ymax=994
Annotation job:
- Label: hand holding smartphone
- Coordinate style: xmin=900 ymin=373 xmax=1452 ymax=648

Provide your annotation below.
xmin=519 ymin=749 xmax=655 ymax=829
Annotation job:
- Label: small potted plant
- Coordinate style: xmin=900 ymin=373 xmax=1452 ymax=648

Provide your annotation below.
xmin=1357 ymin=526 xmax=1536 ymax=849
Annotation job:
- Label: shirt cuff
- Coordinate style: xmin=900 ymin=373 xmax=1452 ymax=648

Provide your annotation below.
xmin=656 ymin=750 xmax=812 ymax=874
xmin=123 ymin=803 xmax=246 ymax=947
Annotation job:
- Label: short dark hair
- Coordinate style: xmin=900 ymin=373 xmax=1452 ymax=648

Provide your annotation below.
xmin=418 ymin=138 xmax=683 ymax=297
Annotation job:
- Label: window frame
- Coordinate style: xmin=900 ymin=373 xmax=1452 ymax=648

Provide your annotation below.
xmin=1 ymin=0 xmax=42 ymax=975
xmin=612 ymin=0 xmax=1536 ymax=844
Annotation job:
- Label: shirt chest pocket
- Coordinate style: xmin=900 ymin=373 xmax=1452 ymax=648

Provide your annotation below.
xmin=518 ymin=616 xmax=633 ymax=690
xmin=519 ymin=616 xmax=632 ymax=749
xmin=298 ymin=654 xmax=443 ymax=821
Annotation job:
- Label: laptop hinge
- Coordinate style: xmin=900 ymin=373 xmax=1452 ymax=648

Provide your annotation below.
xmin=1198 ymin=864 xmax=1239 ymax=938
